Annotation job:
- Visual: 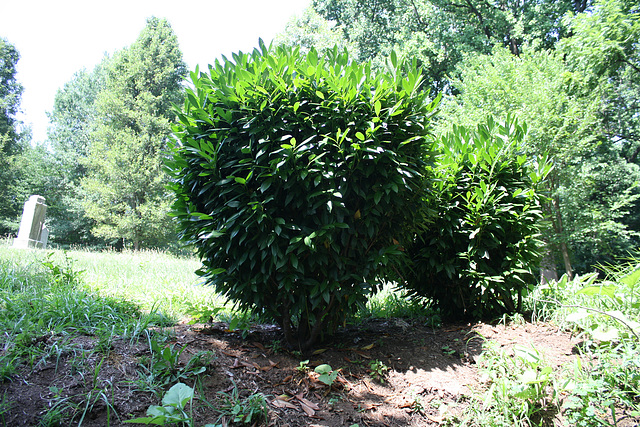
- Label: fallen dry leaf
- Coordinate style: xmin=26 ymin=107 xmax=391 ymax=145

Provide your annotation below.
xmin=299 ymin=401 xmax=316 ymax=417
xmin=354 ymin=351 xmax=371 ymax=359
xmin=232 ymin=360 xmax=257 ymax=370
xmin=358 ymin=402 xmax=380 ymax=411
xmin=295 ymin=395 xmax=320 ymax=411
xmin=426 ymin=413 xmax=444 ymax=423
xmin=271 ymin=398 xmax=297 ymax=410
xmin=258 ymin=360 xmax=278 ymax=371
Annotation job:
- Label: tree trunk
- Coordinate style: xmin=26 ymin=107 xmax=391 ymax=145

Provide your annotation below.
xmin=551 ymin=194 xmax=573 ymax=279
xmin=543 ymin=172 xmax=573 ymax=280
xmin=539 ymin=238 xmax=558 ymax=284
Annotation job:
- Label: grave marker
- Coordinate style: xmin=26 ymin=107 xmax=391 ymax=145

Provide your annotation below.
xmin=13 ymin=195 xmax=48 ymax=249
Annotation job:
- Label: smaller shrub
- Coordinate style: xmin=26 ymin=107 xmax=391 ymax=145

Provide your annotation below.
xmin=401 ymin=115 xmax=551 ymax=319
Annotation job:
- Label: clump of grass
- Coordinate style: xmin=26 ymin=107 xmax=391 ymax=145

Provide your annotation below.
xmin=0 ymin=251 xmax=171 ymax=372
xmin=215 ymin=382 xmax=269 ymax=425
xmin=353 ymin=283 xmax=439 ymax=324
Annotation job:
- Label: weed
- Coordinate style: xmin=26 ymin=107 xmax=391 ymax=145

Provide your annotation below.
xmin=0 ymin=392 xmax=10 ymax=426
xmin=125 ymin=382 xmax=194 ymax=425
xmin=408 ymin=393 xmax=425 ymax=414
xmin=296 ymin=359 xmax=310 ymax=373
xmin=315 ymin=364 xmax=338 ymax=386
xmin=458 ymin=340 xmax=559 ymax=426
xmin=441 ymin=345 xmax=456 ymax=356
xmin=562 ymin=340 xmax=640 ymax=426
xmin=38 ymin=406 xmax=66 ymax=427
xmin=0 ymin=354 xmax=17 ymax=380
xmin=328 ymin=395 xmax=342 ymax=406
xmin=368 ymin=360 xmax=389 ymax=383
xmin=183 ymin=301 xmax=223 ymax=325
xmin=136 ymin=336 xmax=211 ymax=391
xmin=42 ymin=251 xmax=84 ymax=287
xmin=222 ymin=313 xmax=253 ymax=339
xmin=44 ymin=377 xmax=118 ymax=426
xmin=268 ymin=339 xmax=283 ymax=354
xmin=216 ymin=382 xmax=268 ymax=425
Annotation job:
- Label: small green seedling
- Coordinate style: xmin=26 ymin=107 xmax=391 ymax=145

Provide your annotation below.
xmin=125 ymin=382 xmax=194 ymax=425
xmin=441 ymin=345 xmax=456 ymax=356
xmin=368 ymin=360 xmax=389 ymax=383
xmin=217 ymin=383 xmax=268 ymax=425
xmin=296 ymin=359 xmax=310 ymax=373
xmin=314 ymin=364 xmax=338 ymax=386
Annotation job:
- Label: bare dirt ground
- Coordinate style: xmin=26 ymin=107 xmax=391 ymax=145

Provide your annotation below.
xmin=1 ymin=318 xmax=634 ymax=426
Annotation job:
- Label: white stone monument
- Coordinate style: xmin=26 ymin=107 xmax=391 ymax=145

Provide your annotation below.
xmin=13 ymin=195 xmax=48 ymax=249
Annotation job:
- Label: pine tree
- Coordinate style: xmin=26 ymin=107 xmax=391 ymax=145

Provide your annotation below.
xmin=82 ymin=17 xmax=187 ymax=250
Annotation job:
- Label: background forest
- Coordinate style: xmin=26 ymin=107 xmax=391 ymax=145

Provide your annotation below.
xmin=1 ymin=0 xmax=639 ymax=278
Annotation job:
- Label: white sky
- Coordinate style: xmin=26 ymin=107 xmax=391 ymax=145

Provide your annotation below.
xmin=0 ymin=0 xmax=311 ymax=143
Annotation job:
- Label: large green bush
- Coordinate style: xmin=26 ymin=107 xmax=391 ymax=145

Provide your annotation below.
xmin=166 ymin=42 xmax=438 ymax=350
xmin=401 ymin=116 xmax=551 ymax=320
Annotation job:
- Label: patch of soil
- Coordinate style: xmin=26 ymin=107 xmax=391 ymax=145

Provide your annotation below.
xmin=0 ymin=319 xmax=635 ymax=426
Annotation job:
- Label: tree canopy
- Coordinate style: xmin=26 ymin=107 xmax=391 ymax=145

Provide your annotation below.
xmin=299 ymin=0 xmax=592 ymax=91
xmin=0 ymin=37 xmax=25 ymax=235
xmin=80 ymin=17 xmax=187 ymax=250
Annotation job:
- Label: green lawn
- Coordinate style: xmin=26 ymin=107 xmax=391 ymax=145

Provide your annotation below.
xmin=0 ymin=243 xmax=221 ymax=321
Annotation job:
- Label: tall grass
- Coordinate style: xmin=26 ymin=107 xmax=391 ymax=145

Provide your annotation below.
xmin=0 ymin=246 xmax=176 ymax=381
xmin=0 ymin=241 xmax=436 ymax=324
xmin=0 ymin=243 xmax=221 ymax=320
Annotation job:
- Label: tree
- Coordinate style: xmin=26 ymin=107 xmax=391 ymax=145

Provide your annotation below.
xmin=275 ymin=7 xmax=357 ymax=55
xmin=46 ymin=64 xmax=107 ymax=245
xmin=559 ymin=149 xmax=640 ymax=271
xmin=0 ymin=37 xmax=25 ymax=235
xmin=561 ymin=0 xmax=640 ymax=165
xmin=81 ymin=17 xmax=187 ymax=250
xmin=309 ymin=0 xmax=591 ymax=91
xmin=557 ymin=0 xmax=640 ymax=270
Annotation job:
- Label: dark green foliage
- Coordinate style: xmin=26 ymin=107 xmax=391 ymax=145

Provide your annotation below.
xmin=401 ymin=116 xmax=550 ymax=319
xmin=166 ymin=42 xmax=438 ymax=349
xmin=310 ymin=0 xmax=591 ymax=92
xmin=0 ymin=38 xmax=24 ymax=235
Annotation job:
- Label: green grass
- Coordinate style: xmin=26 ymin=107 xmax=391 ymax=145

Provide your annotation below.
xmin=0 ymin=242 xmax=221 ymax=424
xmin=0 ymin=244 xmax=221 ymax=321
xmin=0 ymin=241 xmax=439 ymax=325
xmin=2 ymin=240 xmax=639 ymax=426
xmin=0 ymin=247 xmax=173 ymax=373
xmin=449 ymin=259 xmax=640 ymax=427
xmin=354 ymin=282 xmax=440 ymax=326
